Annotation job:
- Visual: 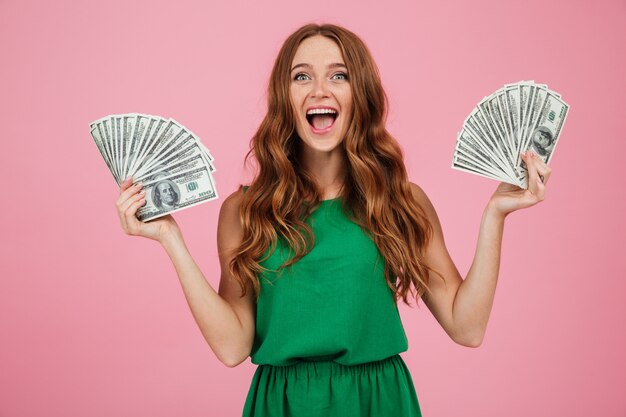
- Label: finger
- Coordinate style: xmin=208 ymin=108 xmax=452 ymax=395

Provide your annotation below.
xmin=117 ymin=203 xmax=129 ymax=233
xmin=116 ymin=181 xmax=142 ymax=207
xmin=120 ymin=177 xmax=134 ymax=191
xmin=124 ymin=197 xmax=147 ymax=235
xmin=119 ymin=189 xmax=146 ymax=218
xmin=527 ymin=150 xmax=552 ymax=185
xmin=524 ymin=151 xmax=546 ymax=201
xmin=117 ymin=188 xmax=144 ymax=233
xmin=532 ymin=153 xmax=552 ymax=185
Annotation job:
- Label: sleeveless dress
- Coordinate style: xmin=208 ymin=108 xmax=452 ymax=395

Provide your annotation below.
xmin=242 ymin=194 xmax=422 ymax=417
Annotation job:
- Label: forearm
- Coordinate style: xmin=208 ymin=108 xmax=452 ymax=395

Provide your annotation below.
xmin=451 ymin=202 xmax=506 ymax=346
xmin=160 ymin=234 xmax=252 ymax=365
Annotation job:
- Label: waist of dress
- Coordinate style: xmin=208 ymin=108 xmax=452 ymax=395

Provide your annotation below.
xmin=254 ymin=354 xmax=407 ymax=380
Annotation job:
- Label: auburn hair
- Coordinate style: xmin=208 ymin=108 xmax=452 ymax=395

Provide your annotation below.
xmin=230 ymin=23 xmax=439 ymax=305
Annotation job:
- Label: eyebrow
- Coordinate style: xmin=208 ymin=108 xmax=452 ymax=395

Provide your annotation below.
xmin=290 ymin=63 xmax=348 ymax=72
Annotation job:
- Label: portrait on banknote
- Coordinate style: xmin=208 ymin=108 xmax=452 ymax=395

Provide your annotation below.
xmin=153 ymin=180 xmax=181 ymax=210
xmin=530 ymin=127 xmax=555 ymax=157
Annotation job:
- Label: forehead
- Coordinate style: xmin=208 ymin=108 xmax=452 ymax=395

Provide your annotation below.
xmin=291 ymin=35 xmax=345 ymax=68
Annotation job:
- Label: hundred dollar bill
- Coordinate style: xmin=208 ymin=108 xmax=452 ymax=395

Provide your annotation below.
xmin=136 ymin=165 xmax=218 ymax=221
xmin=111 ymin=115 xmax=123 ymax=179
xmin=135 ymin=147 xmax=208 ymax=183
xmin=199 ymin=142 xmax=216 ymax=172
xmin=478 ymin=97 xmax=520 ymax=182
xmin=493 ymin=90 xmax=513 ymax=155
xmin=456 ymin=128 xmax=510 ymax=178
xmin=90 ymin=113 xmax=219 ymax=220
xmin=522 ymin=91 xmax=569 ymax=165
xmin=121 ymin=114 xmax=137 ymax=180
xmin=90 ymin=125 xmax=118 ymax=183
xmin=465 ymin=112 xmax=518 ymax=180
xmin=503 ymin=85 xmax=521 ymax=154
xmin=519 ymin=86 xmax=548 ymax=166
xmin=454 ymin=129 xmax=518 ymax=184
xmin=133 ymin=119 xmax=186 ymax=178
xmin=455 ymin=81 xmax=568 ymax=188
xmin=97 ymin=117 xmax=120 ymax=183
xmin=518 ymin=83 xmax=538 ymax=152
xmin=123 ymin=113 xmax=150 ymax=180
xmin=452 ymin=153 xmax=507 ymax=183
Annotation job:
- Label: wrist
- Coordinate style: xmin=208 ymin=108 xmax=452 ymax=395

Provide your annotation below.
xmin=159 ymin=228 xmax=185 ymax=250
xmin=484 ymin=200 xmax=508 ymax=222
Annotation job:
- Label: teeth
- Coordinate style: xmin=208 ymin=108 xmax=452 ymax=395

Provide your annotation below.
xmin=306 ymin=108 xmax=337 ymax=115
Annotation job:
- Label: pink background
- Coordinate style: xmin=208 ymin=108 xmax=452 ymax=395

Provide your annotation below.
xmin=1 ymin=0 xmax=625 ymax=416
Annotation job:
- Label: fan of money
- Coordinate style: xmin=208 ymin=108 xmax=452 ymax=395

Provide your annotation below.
xmin=89 ymin=113 xmax=218 ymax=222
xmin=452 ymin=80 xmax=569 ymax=189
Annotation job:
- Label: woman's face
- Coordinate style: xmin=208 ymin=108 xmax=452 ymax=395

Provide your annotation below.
xmin=289 ymin=35 xmax=353 ymax=155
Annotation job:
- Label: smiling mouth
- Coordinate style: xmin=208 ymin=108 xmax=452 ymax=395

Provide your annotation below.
xmin=306 ymin=108 xmax=338 ymax=131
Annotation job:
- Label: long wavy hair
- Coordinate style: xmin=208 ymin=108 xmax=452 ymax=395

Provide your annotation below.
xmin=230 ymin=23 xmax=439 ymax=305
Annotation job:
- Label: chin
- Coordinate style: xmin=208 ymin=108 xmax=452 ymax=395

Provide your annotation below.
xmin=296 ymin=126 xmax=347 ymax=155
xmin=299 ymin=135 xmax=344 ymax=154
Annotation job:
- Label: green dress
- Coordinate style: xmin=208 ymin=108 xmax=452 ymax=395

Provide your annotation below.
xmin=242 ymin=195 xmax=422 ymax=417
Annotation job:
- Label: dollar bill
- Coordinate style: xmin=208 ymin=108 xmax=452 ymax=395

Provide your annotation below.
xmin=89 ymin=113 xmax=219 ymax=220
xmin=522 ymin=91 xmax=569 ymax=165
xmin=136 ymin=165 xmax=218 ymax=221
xmin=453 ymin=81 xmax=568 ymax=188
xmin=128 ymin=116 xmax=169 ymax=179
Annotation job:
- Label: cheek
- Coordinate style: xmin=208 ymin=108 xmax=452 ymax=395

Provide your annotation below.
xmin=290 ymin=105 xmax=307 ymax=134
xmin=342 ymin=89 xmax=353 ymax=118
xmin=343 ymin=97 xmax=354 ymax=123
xmin=290 ymin=85 xmax=306 ymax=104
xmin=290 ymin=90 xmax=305 ymax=118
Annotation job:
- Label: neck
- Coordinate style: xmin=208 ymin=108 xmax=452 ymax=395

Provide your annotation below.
xmin=299 ymin=144 xmax=347 ymax=200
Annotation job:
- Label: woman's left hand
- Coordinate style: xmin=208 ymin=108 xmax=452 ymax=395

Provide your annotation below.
xmin=487 ymin=150 xmax=552 ymax=217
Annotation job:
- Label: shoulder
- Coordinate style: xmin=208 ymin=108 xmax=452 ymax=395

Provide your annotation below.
xmin=407 ymin=181 xmax=444 ymax=240
xmin=408 ymin=182 xmax=436 ymax=214
xmin=408 ymin=182 xmax=427 ymax=201
xmin=221 ymin=185 xmax=246 ymax=211
xmin=217 ymin=186 xmax=246 ymax=239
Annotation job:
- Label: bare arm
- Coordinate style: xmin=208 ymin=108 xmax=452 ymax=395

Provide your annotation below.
xmin=413 ymin=150 xmax=551 ymax=347
xmin=117 ymin=179 xmax=255 ymax=367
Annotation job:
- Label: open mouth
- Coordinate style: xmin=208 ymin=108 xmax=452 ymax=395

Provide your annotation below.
xmin=306 ymin=108 xmax=338 ymax=131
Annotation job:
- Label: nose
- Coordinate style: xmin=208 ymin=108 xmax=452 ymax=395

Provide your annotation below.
xmin=310 ymin=77 xmax=330 ymax=98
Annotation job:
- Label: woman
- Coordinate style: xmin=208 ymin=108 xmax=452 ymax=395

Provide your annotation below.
xmin=115 ymin=23 xmax=551 ymax=417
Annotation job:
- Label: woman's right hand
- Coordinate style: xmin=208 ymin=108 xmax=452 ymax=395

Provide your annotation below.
xmin=116 ymin=177 xmax=182 ymax=244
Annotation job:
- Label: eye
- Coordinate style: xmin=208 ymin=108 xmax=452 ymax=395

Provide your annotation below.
xmin=293 ymin=73 xmax=310 ymax=81
xmin=331 ymin=72 xmax=348 ymax=80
